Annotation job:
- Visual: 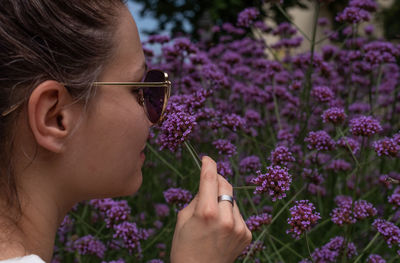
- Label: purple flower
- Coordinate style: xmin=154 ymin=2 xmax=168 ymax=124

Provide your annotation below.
xmin=363 ymin=41 xmax=399 ymax=67
xmin=388 ymin=193 xmax=400 ymax=209
xmin=213 ymin=139 xmax=237 ymax=157
xmin=272 ymin=22 xmax=297 ymax=37
xmin=89 ymin=199 xmax=131 ymax=228
xmin=101 ymin=260 xmax=125 ymax=263
xmin=325 ymin=159 xmax=352 ymax=172
xmin=373 ymin=137 xmax=400 ymax=157
xmin=311 ymin=86 xmax=335 ymax=103
xmin=245 ymin=109 xmax=264 ymax=127
xmin=156 ymin=104 xmax=197 ymax=152
xmin=270 ymin=146 xmax=295 ymax=166
xmin=154 ymin=203 xmax=170 ymax=218
xmin=239 ymin=155 xmax=261 ymax=173
xmin=217 ymin=160 xmax=233 ymax=178
xmin=237 ymin=7 xmax=259 ymax=27
xmin=57 ymin=215 xmax=74 ymax=243
xmin=372 ymin=219 xmax=400 ymax=248
xmin=322 ymin=107 xmax=347 ymax=124
xmin=72 ymin=235 xmax=106 ymax=258
xmin=146 ymin=35 xmax=170 ymax=44
xmin=367 ymin=254 xmax=386 ymax=263
xmin=393 ymin=132 xmax=400 ymax=145
xmin=349 ymin=116 xmax=382 ymax=137
xmin=330 ymin=197 xmax=356 ymax=226
xmin=330 ymin=196 xmax=377 ymax=225
xmin=251 ymin=166 xmax=292 ymax=201
xmin=350 ymin=0 xmax=378 ymax=12
xmin=337 ymin=137 xmax=360 ymax=154
xmin=245 ymin=213 xmax=272 ymax=231
xmin=308 ymin=236 xmax=357 ymax=262
xmin=238 ymin=241 xmax=266 ymax=259
xmin=221 ymin=113 xmax=246 ymax=132
xmin=305 ymin=130 xmax=336 ymax=151
xmin=147 ymin=260 xmax=164 ymax=263
xmin=163 ymin=188 xmax=193 ymax=210
xmin=113 ymin=222 xmax=149 ymax=256
xmin=336 ymin=7 xmax=371 ymax=23
xmin=286 ymin=200 xmax=321 ymax=239
xmin=353 ymin=200 xmax=377 ymax=220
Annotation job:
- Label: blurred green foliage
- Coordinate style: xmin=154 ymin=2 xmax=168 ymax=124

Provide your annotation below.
xmin=131 ymin=0 xmax=400 ymax=41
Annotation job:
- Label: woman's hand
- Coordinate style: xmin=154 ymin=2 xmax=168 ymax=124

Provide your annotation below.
xmin=170 ymin=156 xmax=252 ymax=263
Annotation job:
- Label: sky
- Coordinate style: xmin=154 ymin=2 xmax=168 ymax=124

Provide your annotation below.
xmin=127 ymin=1 xmax=167 ymax=41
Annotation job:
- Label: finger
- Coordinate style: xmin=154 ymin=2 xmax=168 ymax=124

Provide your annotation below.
xmin=176 ymin=194 xmax=199 ymax=229
xmin=217 ymin=175 xmax=234 ymax=231
xmin=196 ymin=156 xmax=219 ymax=216
xmin=232 ymin=200 xmax=252 ymax=246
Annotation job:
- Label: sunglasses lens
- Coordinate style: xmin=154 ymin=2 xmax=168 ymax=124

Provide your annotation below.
xmin=143 ymin=70 xmax=167 ymax=123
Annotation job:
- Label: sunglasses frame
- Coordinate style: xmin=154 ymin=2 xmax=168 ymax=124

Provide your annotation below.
xmin=1 ymin=70 xmax=171 ymax=125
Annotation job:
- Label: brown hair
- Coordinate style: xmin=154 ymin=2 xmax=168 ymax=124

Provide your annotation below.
xmin=0 ymin=0 xmax=126 ymax=217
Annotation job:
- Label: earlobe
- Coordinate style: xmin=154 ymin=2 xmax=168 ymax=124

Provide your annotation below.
xmin=28 ymin=80 xmax=78 ymax=153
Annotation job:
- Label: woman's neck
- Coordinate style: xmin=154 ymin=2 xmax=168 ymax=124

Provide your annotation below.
xmin=0 ymin=178 xmax=74 ymax=262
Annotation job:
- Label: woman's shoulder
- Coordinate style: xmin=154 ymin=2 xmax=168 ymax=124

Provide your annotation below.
xmin=0 ymin=255 xmax=45 ymax=263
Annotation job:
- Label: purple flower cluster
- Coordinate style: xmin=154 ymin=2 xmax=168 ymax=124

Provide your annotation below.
xmin=331 ymin=196 xmax=377 ymax=226
xmin=221 ymin=113 xmax=246 ymax=132
xmin=89 ymin=199 xmax=131 ymax=228
xmin=101 ymin=259 xmax=125 ymax=263
xmin=301 ymin=236 xmax=357 ymax=262
xmin=245 ymin=213 xmax=272 ymax=231
xmin=71 ymin=235 xmax=107 ymax=259
xmin=154 ymin=203 xmax=170 ymax=218
xmin=373 ymin=137 xmax=400 ymax=157
xmin=305 ymin=130 xmax=336 ymax=151
xmin=336 ymin=0 xmax=378 ymax=24
xmin=269 ymin=146 xmax=295 ymax=166
xmin=212 ymin=139 xmax=237 ymax=157
xmin=156 ymin=103 xmax=197 ymax=152
xmin=237 ymin=7 xmax=259 ymax=27
xmin=57 ymin=215 xmax=74 ymax=243
xmin=163 ymin=187 xmax=193 ymax=210
xmin=217 ymin=160 xmax=233 ymax=178
xmin=322 ymin=107 xmax=347 ymax=124
xmin=238 ymin=241 xmax=266 ymax=260
xmin=388 ymin=192 xmax=400 ymax=209
xmin=286 ymin=200 xmax=321 ymax=239
xmin=336 ymin=137 xmax=360 ymax=154
xmin=325 ymin=159 xmax=352 ymax=172
xmin=350 ymin=116 xmax=382 ymax=137
xmin=372 ymin=219 xmax=400 ymax=250
xmin=112 ymin=222 xmax=149 ymax=256
xmin=251 ymin=166 xmax=292 ymax=201
xmin=367 ymin=254 xmax=386 ymax=263
xmin=239 ymin=155 xmax=261 ymax=173
xmin=311 ymin=86 xmax=335 ymax=103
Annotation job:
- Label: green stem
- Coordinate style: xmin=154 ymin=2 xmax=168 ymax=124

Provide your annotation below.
xmin=183 ymin=141 xmax=201 ymax=171
xmin=146 ymin=143 xmax=184 ymax=179
xmin=353 ymin=214 xmax=394 ymax=263
xmin=272 ymin=83 xmax=282 ymax=131
xmin=305 ymin=232 xmax=314 ymax=262
xmin=274 ymin=4 xmax=312 ymax=43
xmin=269 ymin=234 xmax=303 ymax=259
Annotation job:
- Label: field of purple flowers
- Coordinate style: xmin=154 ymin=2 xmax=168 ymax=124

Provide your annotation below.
xmin=51 ymin=1 xmax=400 ymax=262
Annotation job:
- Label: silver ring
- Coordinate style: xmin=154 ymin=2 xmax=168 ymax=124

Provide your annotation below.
xmin=217 ymin=195 xmax=234 ymax=207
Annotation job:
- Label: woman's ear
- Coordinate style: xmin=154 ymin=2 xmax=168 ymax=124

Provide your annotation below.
xmin=27 ymin=80 xmax=81 ymax=153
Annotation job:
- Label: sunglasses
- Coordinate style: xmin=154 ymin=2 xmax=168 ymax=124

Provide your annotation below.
xmin=1 ymin=69 xmax=171 ymax=125
xmin=94 ymin=69 xmax=171 ymax=125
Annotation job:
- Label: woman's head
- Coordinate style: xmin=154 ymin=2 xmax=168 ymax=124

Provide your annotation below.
xmin=0 ymin=0 xmax=151 ymax=215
